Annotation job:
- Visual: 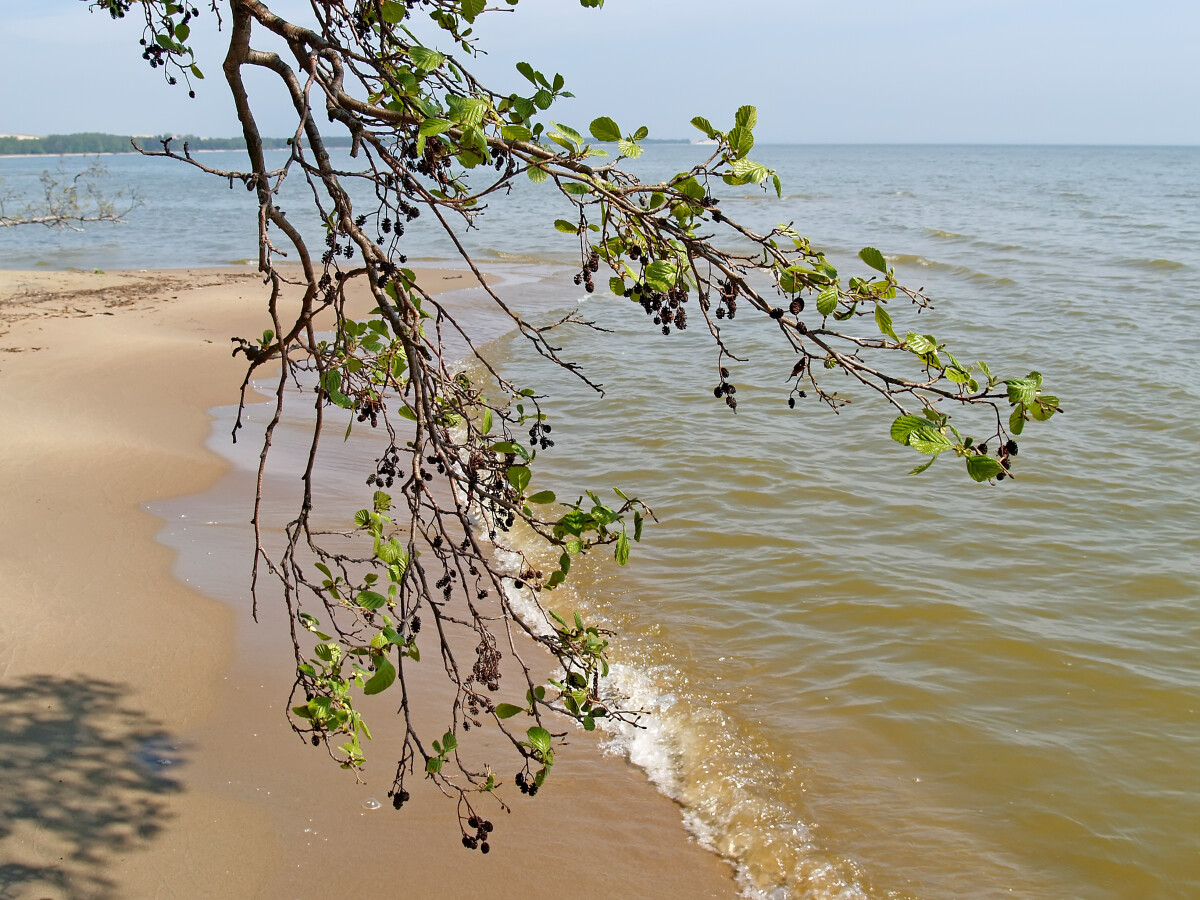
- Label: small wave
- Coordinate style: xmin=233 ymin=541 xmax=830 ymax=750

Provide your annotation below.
xmin=599 ymin=662 xmax=873 ymax=900
xmin=470 ymin=482 xmax=877 ymax=900
xmin=1124 ymin=257 xmax=1186 ymax=271
xmin=480 ymin=247 xmax=567 ymax=266
xmin=887 ymin=254 xmax=1017 ymax=287
xmin=924 ymin=228 xmax=971 ymax=241
xmin=888 ymin=255 xmax=1017 ymax=286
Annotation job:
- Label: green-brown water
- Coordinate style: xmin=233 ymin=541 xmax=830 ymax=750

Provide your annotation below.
xmin=463 ymin=147 xmax=1200 ymax=898
xmin=10 ymin=145 xmax=1197 ymax=897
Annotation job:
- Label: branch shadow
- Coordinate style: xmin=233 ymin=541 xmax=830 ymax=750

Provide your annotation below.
xmin=0 ymin=676 xmax=182 ymax=900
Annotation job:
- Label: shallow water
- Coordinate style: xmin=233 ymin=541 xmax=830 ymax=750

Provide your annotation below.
xmin=7 ymin=145 xmax=1199 ymax=898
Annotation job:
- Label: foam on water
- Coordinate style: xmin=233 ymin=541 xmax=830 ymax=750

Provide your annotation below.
xmin=596 ymin=661 xmax=871 ymax=900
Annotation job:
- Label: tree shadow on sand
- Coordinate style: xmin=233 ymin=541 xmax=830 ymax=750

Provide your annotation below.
xmin=0 ymin=676 xmax=182 ymax=900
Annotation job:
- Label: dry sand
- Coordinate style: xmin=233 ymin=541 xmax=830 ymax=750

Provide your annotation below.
xmin=0 ymin=267 xmax=737 ymax=899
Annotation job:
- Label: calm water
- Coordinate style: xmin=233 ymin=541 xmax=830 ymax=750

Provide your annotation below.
xmin=5 ymin=145 xmax=1198 ymax=899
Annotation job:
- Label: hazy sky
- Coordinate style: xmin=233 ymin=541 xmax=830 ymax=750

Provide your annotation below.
xmin=2 ymin=0 xmax=1197 ymax=144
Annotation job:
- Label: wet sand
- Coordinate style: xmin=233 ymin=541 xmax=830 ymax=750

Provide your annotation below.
xmin=0 ymin=267 xmax=737 ymax=899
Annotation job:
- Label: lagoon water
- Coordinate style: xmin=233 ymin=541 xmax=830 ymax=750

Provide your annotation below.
xmin=4 ymin=145 xmax=1198 ymax=898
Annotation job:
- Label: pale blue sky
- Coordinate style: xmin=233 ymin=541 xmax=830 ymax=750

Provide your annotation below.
xmin=1 ymin=0 xmax=1197 ymax=143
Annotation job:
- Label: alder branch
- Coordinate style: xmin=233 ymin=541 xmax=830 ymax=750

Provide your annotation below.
xmin=85 ymin=0 xmax=1060 ymax=847
xmin=0 ymin=162 xmax=141 ymax=230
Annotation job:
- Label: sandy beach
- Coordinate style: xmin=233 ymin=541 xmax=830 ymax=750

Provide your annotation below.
xmin=0 ymin=267 xmax=736 ymax=899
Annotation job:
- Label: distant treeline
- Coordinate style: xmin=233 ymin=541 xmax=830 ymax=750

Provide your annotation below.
xmin=0 ymin=132 xmax=355 ymax=156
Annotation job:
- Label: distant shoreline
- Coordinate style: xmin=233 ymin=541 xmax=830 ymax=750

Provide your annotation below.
xmin=0 ymin=147 xmax=302 ymax=160
xmin=0 ymin=131 xmax=689 ymax=158
xmin=0 ymin=132 xmax=353 ymax=158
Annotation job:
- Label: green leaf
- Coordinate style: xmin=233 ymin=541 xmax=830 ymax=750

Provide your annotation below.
xmin=690 ymin=116 xmax=716 ymax=138
xmin=460 ymin=0 xmax=485 ymax=21
xmin=1009 ymin=405 xmax=1027 ymax=435
xmin=527 ymin=726 xmax=552 ymax=755
xmin=363 ymin=652 xmax=396 ymax=694
xmin=453 ymin=97 xmax=488 ymax=127
xmin=1005 ymin=372 xmax=1043 ymax=405
xmin=527 ymin=165 xmax=548 ymax=184
xmin=730 ymin=158 xmax=770 ymax=184
xmin=381 ymin=1 xmax=407 ymax=23
xmin=308 ymin=696 xmax=334 ymax=719
xmin=875 ymin=305 xmax=898 ymax=341
xmin=859 ymin=247 xmax=888 ymax=273
xmin=548 ymin=132 xmax=578 ymax=153
xmin=633 ymin=125 xmax=649 ymax=140
xmin=528 ymin=490 xmax=557 ymax=504
xmin=554 ymin=219 xmax=579 ymax=233
xmin=908 ymin=458 xmax=936 ymax=476
xmin=553 ymin=121 xmax=584 ymax=145
xmin=588 ymin=116 xmax=621 ymax=142
xmin=908 ymin=427 xmax=953 ymax=455
xmin=409 ymin=47 xmax=445 ymax=72
xmin=516 ymin=61 xmax=538 ymax=85
xmin=1029 ymin=396 xmax=1058 ymax=422
xmin=735 ymin=104 xmax=758 ymax=129
xmin=507 ymin=464 xmax=532 ymax=492
xmin=676 ymin=176 xmax=705 ymax=201
xmin=773 ymin=174 xmax=783 ymax=198
xmin=419 ymin=118 xmax=453 ymax=137
xmin=644 ymin=260 xmax=677 ymax=292
xmin=489 ymin=440 xmax=527 ymax=456
xmin=609 ymin=276 xmax=626 ymax=296
xmin=501 ymin=123 xmax=532 ymax=142
xmin=889 ymin=414 xmax=928 ymax=444
xmin=966 ymin=455 xmax=1005 ymax=483
xmin=376 ymin=540 xmax=407 ymax=568
xmin=357 ymin=590 xmax=388 ymax=611
xmin=617 ymin=139 xmax=643 ymax=159
xmin=905 ymin=332 xmax=937 ymax=356
xmin=495 ymin=703 xmax=524 ymax=719
xmin=190 ymin=64 xmax=204 ymax=80
xmin=615 ymin=530 xmax=630 ymax=566
xmin=425 ymin=757 xmax=443 ymax=774
xmin=727 ymin=125 xmax=754 ymax=158
xmin=817 ymin=285 xmax=839 ymax=316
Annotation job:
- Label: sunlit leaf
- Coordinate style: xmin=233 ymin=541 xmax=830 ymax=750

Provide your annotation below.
xmin=588 ymin=116 xmax=621 ymax=142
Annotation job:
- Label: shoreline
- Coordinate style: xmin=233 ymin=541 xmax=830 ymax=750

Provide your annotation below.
xmin=0 ymin=148 xmax=311 ymax=160
xmin=0 ymin=266 xmax=737 ymax=898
